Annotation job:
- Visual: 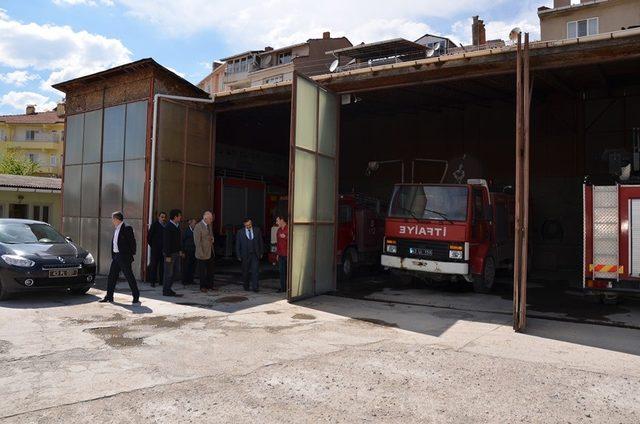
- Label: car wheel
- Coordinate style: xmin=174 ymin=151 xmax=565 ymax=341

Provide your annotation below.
xmin=0 ymin=278 xmax=11 ymax=301
xmin=69 ymin=286 xmax=91 ymax=296
xmin=473 ymin=256 xmax=496 ymax=294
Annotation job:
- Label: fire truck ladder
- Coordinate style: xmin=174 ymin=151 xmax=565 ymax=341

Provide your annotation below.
xmin=591 ymin=186 xmax=620 ymax=280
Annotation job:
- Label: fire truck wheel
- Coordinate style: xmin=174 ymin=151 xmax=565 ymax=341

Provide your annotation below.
xmin=473 ymin=256 xmax=496 ymax=294
xmin=339 ymin=249 xmax=356 ymax=281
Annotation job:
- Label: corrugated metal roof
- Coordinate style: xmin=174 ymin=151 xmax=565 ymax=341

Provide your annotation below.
xmin=326 ymin=38 xmax=426 ymax=60
xmin=0 ymin=174 xmax=62 ymax=191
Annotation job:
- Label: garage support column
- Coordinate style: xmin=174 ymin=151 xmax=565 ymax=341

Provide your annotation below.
xmin=513 ymin=33 xmax=532 ymax=332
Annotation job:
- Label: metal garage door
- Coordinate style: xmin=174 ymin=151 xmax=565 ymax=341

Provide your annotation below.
xmin=287 ymin=73 xmax=340 ymax=301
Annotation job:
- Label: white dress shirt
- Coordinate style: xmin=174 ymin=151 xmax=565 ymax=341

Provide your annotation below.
xmin=245 ymin=227 xmax=254 ymax=240
xmin=113 ymin=222 xmax=123 ymax=253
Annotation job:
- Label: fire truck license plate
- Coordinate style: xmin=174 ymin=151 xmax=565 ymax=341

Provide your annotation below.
xmin=410 ymin=247 xmax=433 ymax=256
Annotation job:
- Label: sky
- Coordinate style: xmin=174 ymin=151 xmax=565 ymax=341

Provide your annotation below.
xmin=0 ymin=0 xmax=554 ymax=115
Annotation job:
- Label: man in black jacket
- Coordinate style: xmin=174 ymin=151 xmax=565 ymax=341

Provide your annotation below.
xmin=100 ymin=211 xmax=140 ymax=304
xmin=182 ymin=218 xmax=197 ymax=285
xmin=235 ymin=218 xmax=264 ymax=292
xmin=163 ymin=209 xmax=183 ymax=297
xmin=147 ymin=211 xmax=167 ymax=287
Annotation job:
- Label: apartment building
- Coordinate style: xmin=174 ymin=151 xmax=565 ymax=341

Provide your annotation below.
xmin=538 ymin=0 xmax=640 ymax=41
xmin=198 ymin=61 xmax=227 ymax=95
xmin=219 ymin=32 xmax=351 ymax=91
xmin=0 ymin=104 xmax=65 ymax=177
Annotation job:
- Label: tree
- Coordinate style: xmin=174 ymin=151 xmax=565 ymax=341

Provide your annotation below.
xmin=0 ymin=149 xmax=40 ymax=176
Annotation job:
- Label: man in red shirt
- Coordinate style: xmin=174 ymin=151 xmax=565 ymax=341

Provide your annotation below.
xmin=276 ymin=215 xmax=288 ymax=293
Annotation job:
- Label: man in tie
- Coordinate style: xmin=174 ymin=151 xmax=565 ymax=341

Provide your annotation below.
xmin=194 ymin=211 xmax=215 ymax=293
xmin=162 ymin=209 xmax=184 ymax=297
xmin=147 ymin=211 xmax=167 ymax=287
xmin=182 ymin=218 xmax=197 ymax=286
xmin=100 ymin=211 xmax=140 ymax=304
xmin=235 ymin=218 xmax=264 ymax=292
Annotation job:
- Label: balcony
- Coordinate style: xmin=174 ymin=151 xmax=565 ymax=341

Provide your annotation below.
xmin=4 ymin=138 xmax=61 ymax=151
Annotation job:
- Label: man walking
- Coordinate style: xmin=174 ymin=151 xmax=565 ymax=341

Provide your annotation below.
xmin=100 ymin=211 xmax=140 ymax=304
xmin=235 ymin=218 xmax=263 ymax=292
xmin=275 ymin=215 xmax=288 ymax=293
xmin=182 ymin=218 xmax=197 ymax=285
xmin=163 ymin=209 xmax=183 ymax=297
xmin=147 ymin=211 xmax=167 ymax=287
xmin=194 ymin=211 xmax=215 ymax=293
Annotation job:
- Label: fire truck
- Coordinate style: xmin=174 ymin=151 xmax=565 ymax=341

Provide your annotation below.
xmin=381 ymin=179 xmax=515 ymax=293
xmin=269 ymin=194 xmax=385 ymax=279
xmin=583 ymin=129 xmax=640 ymax=299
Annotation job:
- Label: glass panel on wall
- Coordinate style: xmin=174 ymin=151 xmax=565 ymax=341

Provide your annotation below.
xmin=125 ymin=101 xmax=148 ymax=160
xmin=318 ymin=89 xmax=337 ymax=157
xmin=317 ymin=156 xmax=335 ymax=223
xmin=65 ymin=114 xmax=84 ymax=165
xmin=80 ymin=217 xmax=99 ymax=260
xmin=315 ymin=224 xmax=335 ymax=293
xmin=63 ymin=164 xmax=82 ymax=216
xmin=156 ymin=160 xmax=183 ymax=214
xmin=186 ymin=109 xmax=212 ymax=165
xmin=98 ymin=218 xmax=113 ymax=275
xmin=293 ymin=149 xmax=316 ymax=223
xmin=127 ymin=218 xmax=143 ymax=280
xmin=290 ymin=224 xmax=315 ymax=298
xmin=295 ymin=77 xmax=318 ymax=151
xmin=80 ymin=163 xmax=100 ymax=217
xmin=158 ymin=100 xmax=186 ymax=161
xmin=62 ymin=216 xmax=80 ymax=243
xmin=184 ymin=165 xmax=212 ymax=221
xmin=103 ymin=105 xmax=125 ymax=162
xmin=83 ymin=109 xmax=103 ymax=164
xmin=101 ymin=161 xmax=123 ymax=217
xmin=123 ymin=159 xmax=145 ymax=219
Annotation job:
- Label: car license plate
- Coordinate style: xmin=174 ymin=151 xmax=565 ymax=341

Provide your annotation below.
xmin=49 ymin=268 xmax=78 ymax=278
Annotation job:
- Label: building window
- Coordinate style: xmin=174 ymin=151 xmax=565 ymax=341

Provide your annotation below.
xmin=278 ymin=51 xmax=292 ymax=65
xmin=32 ymin=205 xmax=51 ymax=223
xmin=264 ymin=75 xmax=284 ymax=84
xmin=568 ymin=17 xmax=598 ymax=38
xmin=28 ymin=153 xmax=38 ymax=163
xmin=25 ymin=130 xmax=37 ymax=141
xmin=50 ymin=155 xmax=57 ymax=167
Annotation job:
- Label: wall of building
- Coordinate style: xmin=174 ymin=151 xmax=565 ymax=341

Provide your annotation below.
xmin=540 ymin=0 xmax=640 ymax=41
xmin=0 ymin=122 xmax=64 ymax=176
xmin=0 ymin=190 xmax=61 ymax=230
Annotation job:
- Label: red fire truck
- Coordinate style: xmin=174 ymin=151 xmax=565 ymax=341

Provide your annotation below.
xmin=381 ymin=179 xmax=515 ymax=293
xmin=583 ymin=183 xmax=640 ymax=297
xmin=269 ymin=194 xmax=385 ymax=279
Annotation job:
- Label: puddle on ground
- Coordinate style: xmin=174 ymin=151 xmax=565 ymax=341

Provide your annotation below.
xmin=292 ymin=313 xmax=316 ymax=320
xmin=65 ymin=313 xmax=127 ymax=325
xmin=133 ymin=316 xmax=207 ymax=329
xmin=85 ymin=326 xmax=144 ymax=348
xmin=216 ymin=296 xmax=248 ymax=304
xmin=350 ymin=317 xmax=399 ymax=328
xmin=265 ymin=310 xmax=281 ymax=315
xmin=431 ymin=310 xmax=474 ymax=320
xmin=0 ymin=340 xmax=12 ymax=354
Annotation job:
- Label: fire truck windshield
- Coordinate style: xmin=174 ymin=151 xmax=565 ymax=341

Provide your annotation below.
xmin=388 ymin=185 xmax=468 ymax=222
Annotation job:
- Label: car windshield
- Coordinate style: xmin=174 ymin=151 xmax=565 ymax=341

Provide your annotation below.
xmin=0 ymin=223 xmax=67 ymax=244
xmin=388 ymin=185 xmax=468 ymax=221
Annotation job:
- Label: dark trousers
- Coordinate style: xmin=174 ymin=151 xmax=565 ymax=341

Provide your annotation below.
xmin=183 ymin=251 xmax=196 ymax=284
xmin=106 ymin=253 xmax=140 ymax=301
xmin=197 ymin=256 xmax=215 ymax=289
xmin=163 ymin=253 xmax=180 ymax=294
xmin=148 ymin=250 xmax=164 ymax=284
xmin=279 ymin=256 xmax=287 ymax=292
xmin=242 ymin=254 xmax=260 ymax=290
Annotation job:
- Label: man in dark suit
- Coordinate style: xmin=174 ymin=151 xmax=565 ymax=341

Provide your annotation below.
xmin=182 ymin=218 xmax=197 ymax=285
xmin=235 ymin=218 xmax=264 ymax=292
xmin=100 ymin=211 xmax=140 ymax=304
xmin=163 ymin=209 xmax=183 ymax=297
xmin=147 ymin=211 xmax=167 ymax=287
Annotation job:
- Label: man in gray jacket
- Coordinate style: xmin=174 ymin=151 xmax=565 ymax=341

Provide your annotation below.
xmin=194 ymin=211 xmax=215 ymax=292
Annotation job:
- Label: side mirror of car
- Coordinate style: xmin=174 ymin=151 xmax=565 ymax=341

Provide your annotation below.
xmin=65 ymin=236 xmax=73 ymax=243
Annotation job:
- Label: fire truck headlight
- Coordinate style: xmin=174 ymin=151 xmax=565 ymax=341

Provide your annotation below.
xmin=386 ymin=244 xmax=397 ymax=254
xmin=449 ymin=250 xmax=463 ymax=260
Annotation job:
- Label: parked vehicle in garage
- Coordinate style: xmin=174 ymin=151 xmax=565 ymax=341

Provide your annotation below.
xmin=269 ymin=194 xmax=385 ymax=279
xmin=0 ymin=219 xmax=97 ymax=300
xmin=381 ymin=179 xmax=515 ymax=293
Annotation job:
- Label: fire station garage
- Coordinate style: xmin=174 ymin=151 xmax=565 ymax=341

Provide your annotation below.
xmin=55 ymin=29 xmax=640 ymax=330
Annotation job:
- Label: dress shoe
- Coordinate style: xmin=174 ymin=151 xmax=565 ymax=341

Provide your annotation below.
xmin=243 ymin=286 xmax=250 ymax=291
xmin=132 ymin=299 xmax=141 ymax=304
xmin=163 ymin=291 xmax=183 ymax=297
xmin=98 ymin=298 xmax=113 ymax=303
xmin=200 ymin=288 xmax=208 ymax=293
xmin=276 ymin=289 xmax=284 ymax=293
xmin=252 ymin=288 xmax=259 ymax=293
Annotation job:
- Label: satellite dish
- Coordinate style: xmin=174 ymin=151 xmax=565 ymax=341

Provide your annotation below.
xmin=329 ymin=59 xmax=339 ymax=73
xmin=433 ymin=42 xmax=441 ymax=51
xmin=509 ymin=27 xmax=522 ymax=42
xmin=262 ymin=55 xmax=272 ymax=67
xmin=426 ymin=47 xmax=436 ymax=58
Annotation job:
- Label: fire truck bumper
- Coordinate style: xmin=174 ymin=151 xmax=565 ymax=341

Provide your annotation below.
xmin=381 ymin=255 xmax=469 ymax=275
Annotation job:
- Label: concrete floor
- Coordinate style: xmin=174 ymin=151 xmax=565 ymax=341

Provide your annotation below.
xmin=0 ymin=279 xmax=639 ymax=423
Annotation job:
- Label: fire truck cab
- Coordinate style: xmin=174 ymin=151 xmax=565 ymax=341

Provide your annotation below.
xmin=381 ymin=179 xmax=515 ymax=293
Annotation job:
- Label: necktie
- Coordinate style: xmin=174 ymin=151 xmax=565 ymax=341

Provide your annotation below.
xmin=249 ymin=229 xmax=253 ymax=240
